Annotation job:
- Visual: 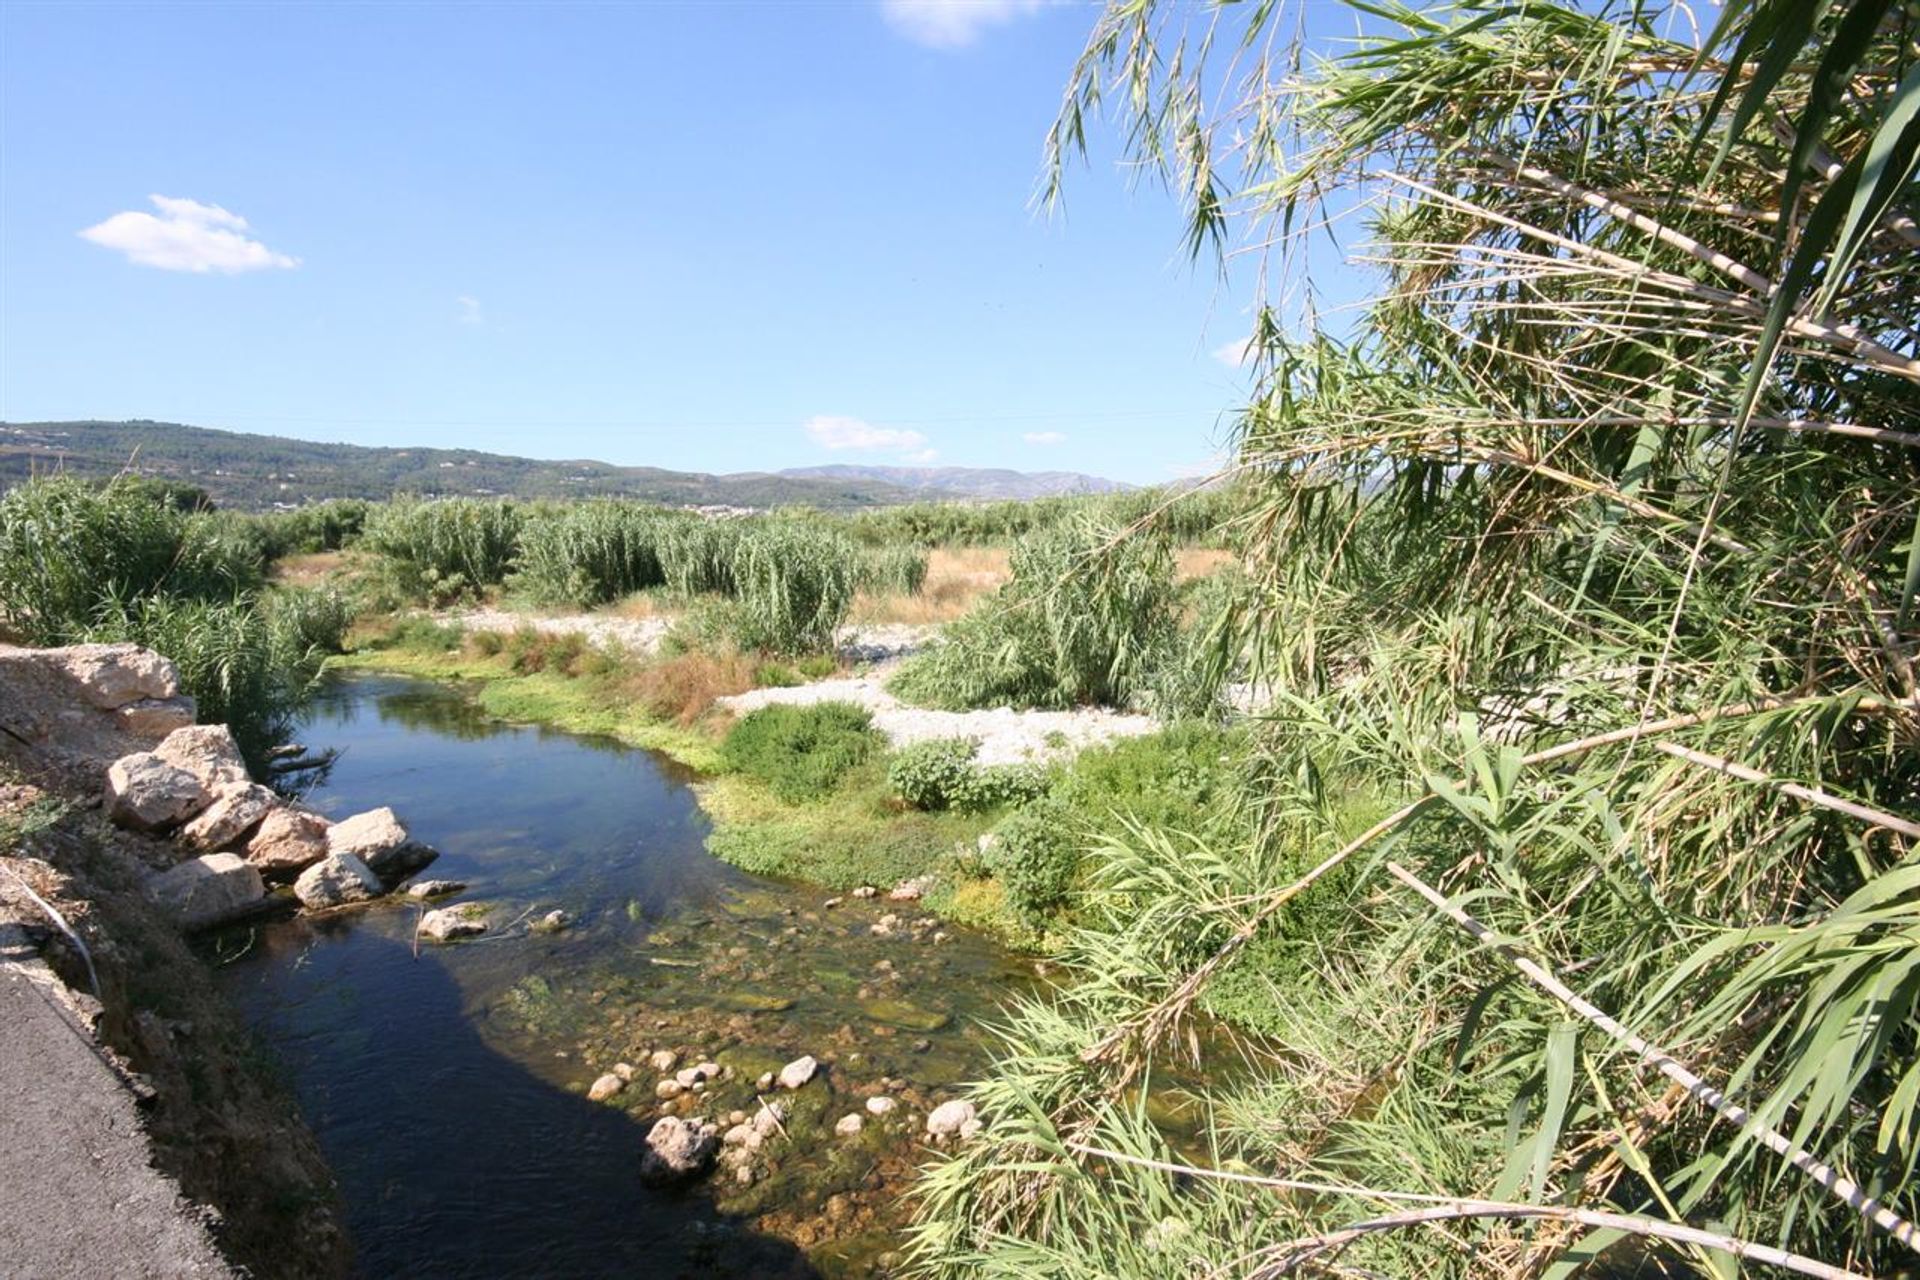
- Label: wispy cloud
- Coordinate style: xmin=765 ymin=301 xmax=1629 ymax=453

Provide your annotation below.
xmin=79 ymin=195 xmax=298 ymax=273
xmin=880 ymin=0 xmax=1052 ymax=48
xmin=456 ymin=295 xmax=484 ymax=326
xmin=806 ymin=414 xmax=936 ymax=462
xmin=1023 ymin=430 xmax=1067 ymax=446
xmin=1212 ymin=336 xmax=1255 ymax=369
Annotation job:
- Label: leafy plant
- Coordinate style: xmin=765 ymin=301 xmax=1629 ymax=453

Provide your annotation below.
xmin=720 ymin=701 xmax=882 ymax=803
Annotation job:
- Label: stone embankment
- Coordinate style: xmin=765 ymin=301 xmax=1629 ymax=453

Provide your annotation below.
xmin=1 ymin=642 xmax=352 ymax=1277
xmin=0 ymin=644 xmax=441 ymax=929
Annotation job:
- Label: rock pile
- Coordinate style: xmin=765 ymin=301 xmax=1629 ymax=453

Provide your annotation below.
xmin=18 ymin=643 xmax=444 ymax=930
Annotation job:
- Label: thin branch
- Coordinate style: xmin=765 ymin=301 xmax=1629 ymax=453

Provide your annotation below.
xmin=1386 ymin=861 xmax=1920 ymax=1252
xmin=1654 ymin=741 xmax=1920 ymax=839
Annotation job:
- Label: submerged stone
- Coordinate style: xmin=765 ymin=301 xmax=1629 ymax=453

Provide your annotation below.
xmin=857 ymin=998 xmax=951 ymax=1032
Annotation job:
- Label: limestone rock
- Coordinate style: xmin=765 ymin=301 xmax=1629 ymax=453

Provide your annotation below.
xmin=293 ymin=854 xmax=384 ymax=909
xmin=926 ymin=1099 xmax=977 ymax=1139
xmin=116 ymin=696 xmax=197 ymax=738
xmin=777 ymin=1055 xmax=818 ymax=1090
xmin=418 ymin=905 xmax=487 ymax=942
xmin=588 ymin=1073 xmax=625 ymax=1102
xmin=145 ymin=853 xmax=265 ymax=930
xmin=105 ymin=753 xmax=211 ymax=832
xmin=655 ymin=1079 xmax=686 ymax=1101
xmin=62 ymin=644 xmax=181 ymax=709
xmin=834 ymin=1113 xmax=864 ymax=1137
xmin=179 ymin=783 xmax=277 ymax=852
xmin=326 ymin=807 xmax=437 ymax=885
xmin=648 ymin=1049 xmax=678 ymax=1073
xmin=405 ymin=878 xmax=467 ymax=899
xmin=888 ymin=873 xmax=936 ymax=902
xmin=639 ymin=1116 xmax=718 ymax=1184
xmin=865 ymin=1095 xmax=896 ymax=1116
xmin=243 ymin=808 xmax=331 ymax=881
xmin=154 ymin=724 xmax=250 ymax=792
xmin=750 ymin=1101 xmax=786 ymax=1138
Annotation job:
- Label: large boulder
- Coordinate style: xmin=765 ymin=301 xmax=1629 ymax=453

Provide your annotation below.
xmin=327 ymin=807 xmax=437 ymax=886
xmin=154 ymin=724 xmax=250 ymax=792
xmin=179 ymin=783 xmax=278 ymax=852
xmin=116 ymin=696 xmax=198 ymax=738
xmin=639 ymin=1116 xmax=718 ymax=1185
xmin=243 ymin=807 xmax=332 ymax=881
xmin=146 ymin=853 xmax=266 ymax=930
xmin=105 ymin=753 xmax=212 ymax=832
xmin=293 ymin=854 xmax=384 ymax=909
xmin=59 ymin=643 xmax=181 ymax=709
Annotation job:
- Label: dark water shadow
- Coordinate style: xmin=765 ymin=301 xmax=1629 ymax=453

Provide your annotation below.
xmin=231 ymin=914 xmax=819 ymax=1279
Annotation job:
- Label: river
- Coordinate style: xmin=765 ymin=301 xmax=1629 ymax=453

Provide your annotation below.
xmin=212 ymin=672 xmax=1031 ymax=1278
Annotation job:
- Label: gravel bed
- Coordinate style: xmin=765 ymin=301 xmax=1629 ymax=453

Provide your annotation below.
xmin=444 ymin=608 xmax=672 ymax=654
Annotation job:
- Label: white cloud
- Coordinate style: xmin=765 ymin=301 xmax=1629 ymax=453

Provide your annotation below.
xmin=456 ymin=295 xmax=484 ymax=325
xmin=880 ymin=0 xmax=1052 ymax=48
xmin=79 ymin=195 xmax=297 ymax=273
xmin=806 ymin=414 xmax=932 ymax=455
xmin=1022 ymin=430 xmax=1067 ymax=446
xmin=1212 ymin=337 xmax=1255 ymax=369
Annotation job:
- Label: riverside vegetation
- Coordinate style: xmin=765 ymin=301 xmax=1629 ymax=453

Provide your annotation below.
xmin=4 ymin=0 xmax=1913 ymax=1271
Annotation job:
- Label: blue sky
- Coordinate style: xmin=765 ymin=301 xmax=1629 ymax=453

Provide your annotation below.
xmin=0 ymin=1 xmax=1327 ymax=484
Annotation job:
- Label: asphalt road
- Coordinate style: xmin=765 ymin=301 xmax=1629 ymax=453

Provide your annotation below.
xmin=0 ymin=931 xmax=233 ymax=1280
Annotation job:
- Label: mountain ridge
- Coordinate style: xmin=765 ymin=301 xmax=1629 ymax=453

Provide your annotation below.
xmin=0 ymin=420 xmax=1121 ymax=511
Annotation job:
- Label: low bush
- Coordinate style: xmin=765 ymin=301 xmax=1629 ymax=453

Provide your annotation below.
xmin=720 ymin=702 xmax=882 ymax=803
xmin=261 ymin=585 xmax=354 ymax=657
xmin=888 ymin=738 xmax=1050 ymax=813
xmin=624 ymin=649 xmax=760 ymax=725
xmin=984 ymin=798 xmax=1080 ymax=921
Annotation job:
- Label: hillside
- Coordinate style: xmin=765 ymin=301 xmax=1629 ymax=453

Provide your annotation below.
xmin=776 ymin=463 xmax=1125 ymax=500
xmin=0 ymin=421 xmax=953 ymax=511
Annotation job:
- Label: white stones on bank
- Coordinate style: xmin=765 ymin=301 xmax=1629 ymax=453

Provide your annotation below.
xmin=777 ymin=1055 xmax=819 ymax=1090
xmin=926 ymin=1098 xmax=981 ymax=1141
xmin=106 ymin=754 xmax=210 ymax=832
xmin=418 ymin=904 xmax=488 ymax=943
xmin=144 ymin=853 xmax=266 ymax=930
xmin=293 ymin=854 xmax=385 ymax=909
xmin=639 ymin=1115 xmax=718 ymax=1185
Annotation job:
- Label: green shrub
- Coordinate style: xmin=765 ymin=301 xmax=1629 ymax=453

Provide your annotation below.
xmin=985 ymin=798 xmax=1080 ymax=920
xmin=262 ymin=585 xmax=353 ymax=657
xmin=887 ymin=738 xmax=1049 ymax=812
xmin=858 ymin=545 xmax=930 ymax=596
xmin=890 ymin=516 xmax=1178 ymax=711
xmin=0 ymin=477 xmax=263 ymax=642
xmin=513 ymin=502 xmax=669 ymax=606
xmin=1054 ymin=722 xmax=1248 ymax=838
xmin=361 ymin=496 xmax=521 ymax=590
xmin=720 ymin=702 xmax=882 ymax=802
xmin=727 ymin=521 xmax=858 ymax=655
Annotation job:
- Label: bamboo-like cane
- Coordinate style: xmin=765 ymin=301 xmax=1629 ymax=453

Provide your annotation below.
xmin=1386 ymin=861 xmax=1918 ymax=1253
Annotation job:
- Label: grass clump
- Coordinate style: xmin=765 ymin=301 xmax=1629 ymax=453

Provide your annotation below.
xmin=719 ymin=702 xmax=881 ymax=803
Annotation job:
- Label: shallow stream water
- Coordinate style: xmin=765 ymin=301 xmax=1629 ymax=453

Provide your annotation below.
xmin=213 ymin=672 xmax=1032 ymax=1278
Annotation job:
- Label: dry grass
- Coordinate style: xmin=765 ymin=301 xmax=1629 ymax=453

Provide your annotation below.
xmin=270 ymin=551 xmax=349 ymax=584
xmin=852 ymin=545 xmax=1010 ymax=625
xmin=619 ymin=649 xmax=760 ymax=726
xmin=1174 ymin=547 xmax=1236 ymax=581
xmin=597 ymin=592 xmax=665 ymax=621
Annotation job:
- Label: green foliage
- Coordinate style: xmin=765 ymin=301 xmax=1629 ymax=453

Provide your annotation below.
xmin=892 ymin=516 xmax=1182 ymax=710
xmin=261 ymin=585 xmax=353 ymax=657
xmin=253 ymin=499 xmax=369 ymax=557
xmin=720 ymin=702 xmax=882 ymax=803
xmin=727 ymin=521 xmax=858 ymax=655
xmin=887 ymin=738 xmax=1049 ymax=813
xmin=512 ymin=501 xmax=667 ymax=606
xmin=0 ymin=477 xmax=265 ymax=642
xmin=857 ymin=544 xmax=930 ymax=596
xmin=983 ymin=798 xmax=1079 ymax=920
xmin=361 ymin=496 xmax=521 ymax=591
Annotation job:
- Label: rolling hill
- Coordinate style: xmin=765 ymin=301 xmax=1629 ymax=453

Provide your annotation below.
xmin=0 ymin=421 xmax=1118 ymax=511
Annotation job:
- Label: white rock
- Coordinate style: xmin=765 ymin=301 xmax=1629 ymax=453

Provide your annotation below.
xmin=648 ymin=1049 xmax=679 ymax=1073
xmin=293 ymin=853 xmax=384 ymax=909
xmin=865 ymin=1096 xmax=896 ymax=1116
xmin=639 ymin=1116 xmax=718 ymax=1184
xmin=105 ymin=753 xmax=211 ymax=832
xmin=154 ymin=724 xmax=249 ymax=792
xmin=116 ymin=696 xmax=196 ymax=739
xmin=656 ymin=1079 xmax=685 ymax=1101
xmin=750 ymin=1101 xmax=786 ymax=1138
xmin=694 ymin=1061 xmax=720 ymax=1081
xmin=675 ymin=1066 xmax=703 ymax=1089
xmin=418 ymin=905 xmax=487 ymax=942
xmin=243 ymin=807 xmax=331 ymax=880
xmin=888 ymin=873 xmax=936 ymax=902
xmin=61 ymin=643 xmax=180 ymax=709
xmin=777 ymin=1055 xmax=818 ymax=1090
xmin=612 ymin=1062 xmax=636 ymax=1082
xmin=926 ymin=1099 xmax=977 ymax=1138
xmin=405 ymin=878 xmax=467 ymax=899
xmin=851 ymin=886 xmax=878 ymax=899
xmin=145 ymin=853 xmax=265 ymax=929
xmin=327 ymin=807 xmax=437 ymax=884
xmin=588 ymin=1073 xmax=625 ymax=1102
xmin=179 ymin=783 xmax=277 ymax=852
xmin=834 ymin=1113 xmax=864 ymax=1137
